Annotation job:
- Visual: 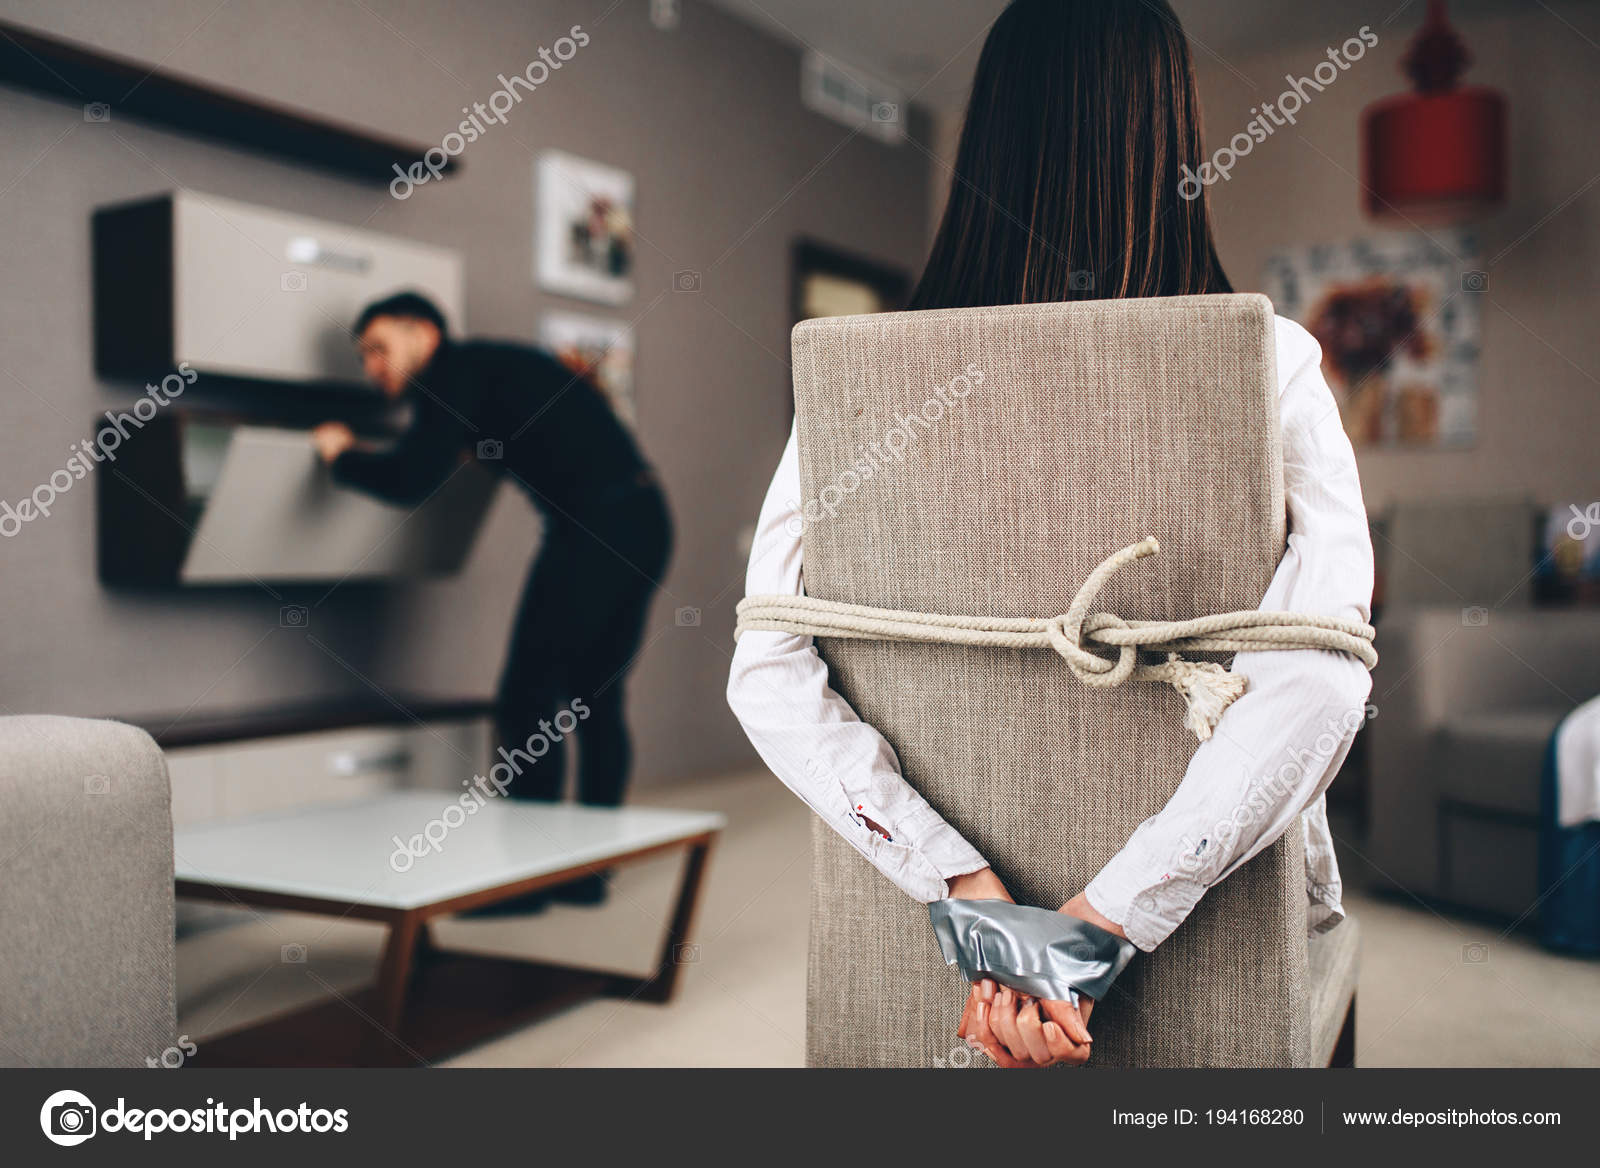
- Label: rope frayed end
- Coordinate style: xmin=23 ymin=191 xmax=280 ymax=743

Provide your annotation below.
xmin=1163 ymin=654 xmax=1248 ymax=741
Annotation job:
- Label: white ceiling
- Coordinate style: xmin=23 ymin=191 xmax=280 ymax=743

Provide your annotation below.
xmin=703 ymin=0 xmax=1561 ymax=114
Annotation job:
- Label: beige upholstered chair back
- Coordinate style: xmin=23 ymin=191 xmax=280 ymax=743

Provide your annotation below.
xmin=792 ymin=294 xmax=1310 ymax=1067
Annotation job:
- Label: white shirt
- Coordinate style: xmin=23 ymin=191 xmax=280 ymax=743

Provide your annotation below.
xmin=726 ymin=315 xmax=1374 ymax=953
xmin=1556 ymin=695 xmax=1600 ymax=828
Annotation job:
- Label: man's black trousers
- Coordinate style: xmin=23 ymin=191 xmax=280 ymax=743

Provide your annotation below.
xmin=493 ymin=479 xmax=672 ymax=805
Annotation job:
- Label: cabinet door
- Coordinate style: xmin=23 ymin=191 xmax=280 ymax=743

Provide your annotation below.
xmin=171 ymin=191 xmax=463 ymax=385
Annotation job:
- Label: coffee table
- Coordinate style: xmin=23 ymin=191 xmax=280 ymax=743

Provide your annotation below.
xmin=174 ymin=792 xmax=724 ymax=1067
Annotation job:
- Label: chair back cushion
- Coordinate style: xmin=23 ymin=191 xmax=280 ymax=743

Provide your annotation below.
xmin=792 ymin=294 xmax=1309 ymax=1067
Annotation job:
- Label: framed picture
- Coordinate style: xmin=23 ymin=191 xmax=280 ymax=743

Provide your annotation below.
xmin=535 ymin=151 xmax=635 ymax=305
xmin=1264 ymin=229 xmax=1481 ymax=448
xmin=791 ymin=239 xmax=910 ymax=325
xmin=540 ymin=311 xmax=636 ymax=426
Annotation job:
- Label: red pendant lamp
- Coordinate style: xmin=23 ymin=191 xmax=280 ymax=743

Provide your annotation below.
xmin=1361 ymin=0 xmax=1507 ymax=221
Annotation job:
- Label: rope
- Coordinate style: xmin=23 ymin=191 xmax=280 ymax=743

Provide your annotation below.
xmin=734 ymin=537 xmax=1376 ymax=741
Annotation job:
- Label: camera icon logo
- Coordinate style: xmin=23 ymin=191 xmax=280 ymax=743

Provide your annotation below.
xmin=40 ymin=1089 xmax=97 ymax=1146
xmin=280 ymin=604 xmax=309 ymax=628
xmin=673 ymin=269 xmax=701 ymax=292
xmin=1068 ymin=269 xmax=1095 ymax=292
xmin=1461 ymin=270 xmax=1489 ymax=293
xmin=83 ymin=102 xmax=111 ymax=123
xmin=477 ymin=438 xmax=504 ymax=460
xmin=282 ymin=943 xmax=308 ymax=964
xmin=1462 ymin=942 xmax=1490 ymax=964
xmin=281 ymin=270 xmax=308 ymax=292
xmin=1461 ymin=605 xmax=1489 ymax=627
xmin=675 ymin=606 xmax=701 ymax=627
xmin=673 ymin=942 xmax=700 ymax=964
xmin=84 ymin=774 xmax=111 ymax=796
xmin=871 ymin=101 xmax=899 ymax=123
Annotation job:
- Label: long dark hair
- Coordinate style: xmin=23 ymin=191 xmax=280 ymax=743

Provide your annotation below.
xmin=910 ymin=0 xmax=1232 ymax=310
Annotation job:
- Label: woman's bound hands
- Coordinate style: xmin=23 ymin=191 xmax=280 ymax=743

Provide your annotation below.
xmin=944 ymin=870 xmax=1103 ymax=1067
xmin=957 ymin=979 xmax=1094 ymax=1068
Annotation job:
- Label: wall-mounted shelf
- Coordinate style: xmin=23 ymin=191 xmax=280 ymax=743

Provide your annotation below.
xmin=141 ymin=695 xmax=495 ymax=749
xmin=0 ymin=19 xmax=457 ymax=184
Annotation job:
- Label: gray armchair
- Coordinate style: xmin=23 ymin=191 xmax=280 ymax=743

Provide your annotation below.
xmin=0 ymin=715 xmax=175 ymax=1067
xmin=1367 ymin=495 xmax=1600 ymax=917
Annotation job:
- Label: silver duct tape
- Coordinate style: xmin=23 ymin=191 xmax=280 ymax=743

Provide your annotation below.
xmin=929 ymin=898 xmax=1138 ymax=1003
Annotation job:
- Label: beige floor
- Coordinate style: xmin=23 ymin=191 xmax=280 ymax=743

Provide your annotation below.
xmin=176 ymin=769 xmax=1600 ymax=1067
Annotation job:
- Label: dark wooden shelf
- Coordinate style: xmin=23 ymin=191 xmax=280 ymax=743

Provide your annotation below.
xmin=134 ymin=694 xmax=495 ymax=749
xmin=0 ymin=19 xmax=458 ymax=183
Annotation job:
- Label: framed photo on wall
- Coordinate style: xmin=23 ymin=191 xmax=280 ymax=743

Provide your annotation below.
xmin=540 ymin=310 xmax=636 ymax=426
xmin=1264 ymin=229 xmax=1481 ymax=448
xmin=790 ymin=239 xmax=910 ymax=325
xmin=535 ymin=151 xmax=635 ymax=305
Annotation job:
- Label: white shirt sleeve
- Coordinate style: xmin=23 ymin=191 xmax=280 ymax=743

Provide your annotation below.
xmin=726 ymin=425 xmax=992 ymax=903
xmin=1083 ymin=317 xmax=1375 ymax=952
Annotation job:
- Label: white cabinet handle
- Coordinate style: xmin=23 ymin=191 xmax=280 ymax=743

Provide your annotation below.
xmin=326 ymin=748 xmax=412 ymax=776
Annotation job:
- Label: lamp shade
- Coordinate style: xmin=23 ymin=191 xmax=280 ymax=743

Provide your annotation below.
xmin=1361 ymin=0 xmax=1507 ymax=221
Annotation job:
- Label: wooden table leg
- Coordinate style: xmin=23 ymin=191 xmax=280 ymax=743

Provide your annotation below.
xmin=631 ymin=837 xmax=714 ymax=1003
xmin=374 ymin=911 xmax=423 ymax=1032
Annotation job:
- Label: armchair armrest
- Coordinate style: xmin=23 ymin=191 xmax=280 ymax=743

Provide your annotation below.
xmin=0 ymin=715 xmax=175 ymax=1067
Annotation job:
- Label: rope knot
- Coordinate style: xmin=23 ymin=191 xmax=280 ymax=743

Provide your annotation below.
xmin=1036 ymin=537 xmax=1247 ymax=736
xmin=1151 ymin=654 xmax=1249 ymax=742
xmin=732 ymin=536 xmax=1376 ymax=742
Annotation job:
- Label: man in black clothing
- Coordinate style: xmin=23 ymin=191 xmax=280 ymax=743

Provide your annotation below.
xmin=312 ymin=292 xmax=671 ymax=905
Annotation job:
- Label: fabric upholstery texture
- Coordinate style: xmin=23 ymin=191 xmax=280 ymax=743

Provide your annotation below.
xmin=0 ymin=715 xmax=176 ymax=1067
xmin=792 ymin=294 xmax=1315 ymax=1067
xmin=1308 ymin=915 xmax=1360 ymax=1065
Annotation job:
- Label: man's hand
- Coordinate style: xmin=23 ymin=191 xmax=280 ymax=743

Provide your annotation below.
xmin=957 ymin=980 xmax=1093 ymax=1068
xmin=311 ymin=422 xmax=356 ymax=465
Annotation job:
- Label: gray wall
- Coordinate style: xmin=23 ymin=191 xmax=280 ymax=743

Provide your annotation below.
xmin=0 ymin=0 xmax=932 ymax=786
xmin=1189 ymin=5 xmax=1600 ymax=511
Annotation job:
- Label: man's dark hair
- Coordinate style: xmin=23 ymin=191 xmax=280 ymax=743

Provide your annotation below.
xmin=353 ymin=291 xmax=449 ymax=339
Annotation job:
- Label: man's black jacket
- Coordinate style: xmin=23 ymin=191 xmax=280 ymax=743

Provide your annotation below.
xmin=332 ymin=338 xmax=651 ymax=519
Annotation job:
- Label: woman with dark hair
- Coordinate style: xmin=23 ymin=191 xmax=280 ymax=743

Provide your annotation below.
xmin=728 ymin=0 xmax=1372 ymax=1067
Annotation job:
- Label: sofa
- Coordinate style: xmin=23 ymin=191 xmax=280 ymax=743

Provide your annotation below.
xmin=0 ymin=715 xmax=176 ymax=1067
